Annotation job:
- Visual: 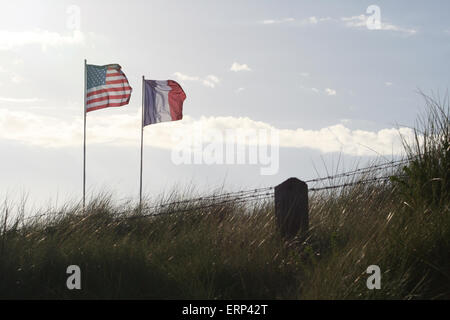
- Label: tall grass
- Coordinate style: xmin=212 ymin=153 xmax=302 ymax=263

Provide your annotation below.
xmin=0 ymin=93 xmax=448 ymax=299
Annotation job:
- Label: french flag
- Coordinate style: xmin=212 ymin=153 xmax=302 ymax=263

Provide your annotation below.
xmin=143 ymin=80 xmax=186 ymax=126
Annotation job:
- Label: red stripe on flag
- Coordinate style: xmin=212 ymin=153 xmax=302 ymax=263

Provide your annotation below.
xmin=105 ymin=79 xmax=129 ymax=85
xmin=86 ymin=101 xmax=130 ymax=113
xmin=87 ymin=86 xmax=132 ymax=97
xmin=106 ymin=72 xmax=123 ymax=77
xmin=167 ymin=80 xmax=186 ymax=121
xmin=87 ymin=94 xmax=131 ymax=104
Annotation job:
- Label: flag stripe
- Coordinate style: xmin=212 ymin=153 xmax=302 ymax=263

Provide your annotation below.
xmin=87 ymin=98 xmax=130 ymax=109
xmin=87 ymin=94 xmax=131 ymax=104
xmin=167 ymin=80 xmax=185 ymax=121
xmin=86 ymin=101 xmax=130 ymax=113
xmin=106 ymin=72 xmax=122 ymax=77
xmin=105 ymin=79 xmax=129 ymax=85
xmin=87 ymin=90 xmax=132 ymax=100
xmin=105 ymin=75 xmax=126 ymax=81
xmin=87 ymin=83 xmax=132 ymax=93
xmin=87 ymin=86 xmax=132 ymax=97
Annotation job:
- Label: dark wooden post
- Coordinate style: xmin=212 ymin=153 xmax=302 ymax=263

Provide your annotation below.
xmin=274 ymin=178 xmax=309 ymax=239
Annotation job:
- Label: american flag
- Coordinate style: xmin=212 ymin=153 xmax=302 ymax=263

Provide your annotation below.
xmin=86 ymin=64 xmax=132 ymax=112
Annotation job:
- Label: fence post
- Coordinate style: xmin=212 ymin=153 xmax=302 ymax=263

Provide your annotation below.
xmin=274 ymin=177 xmax=309 ymax=239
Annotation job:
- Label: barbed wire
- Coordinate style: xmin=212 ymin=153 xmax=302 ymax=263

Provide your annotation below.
xmin=20 ymin=158 xmax=414 ymax=222
xmin=309 ymin=175 xmax=405 ymax=192
xmin=145 ymin=186 xmax=274 ymax=211
xmin=145 ymin=191 xmax=274 ymax=216
xmin=305 ymin=157 xmax=413 ymax=184
xmin=124 ymin=192 xmax=275 ymax=220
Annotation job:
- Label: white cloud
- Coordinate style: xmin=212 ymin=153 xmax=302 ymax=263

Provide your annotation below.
xmin=0 ymin=29 xmax=85 ymax=51
xmin=173 ymin=72 xmax=199 ymax=82
xmin=304 ymin=16 xmax=332 ymax=25
xmin=262 ymin=16 xmax=331 ymax=26
xmin=230 ymin=62 xmax=251 ymax=72
xmin=325 ymin=88 xmax=337 ymax=96
xmin=385 ymin=82 xmax=393 ymax=87
xmin=308 ymin=16 xmax=319 ymax=24
xmin=174 ymin=72 xmax=220 ymax=88
xmin=262 ymin=20 xmax=276 ymax=25
xmin=341 ymin=15 xmax=416 ymax=35
xmin=261 ymin=18 xmax=295 ymax=25
xmin=202 ymin=75 xmax=220 ymax=88
xmin=300 ymin=86 xmax=336 ymax=96
xmin=341 ymin=15 xmax=367 ymax=28
xmin=0 ymin=108 xmax=415 ymax=156
xmin=236 ymin=87 xmax=245 ymax=93
xmin=299 ymin=85 xmax=319 ymax=94
xmin=300 ymin=72 xmax=310 ymax=77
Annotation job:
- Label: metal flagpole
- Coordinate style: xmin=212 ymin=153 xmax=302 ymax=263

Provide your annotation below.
xmin=139 ymin=75 xmax=145 ymax=212
xmin=83 ymin=59 xmax=87 ymax=211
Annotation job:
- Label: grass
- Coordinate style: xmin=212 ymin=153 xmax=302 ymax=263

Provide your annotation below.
xmin=0 ymin=93 xmax=448 ymax=299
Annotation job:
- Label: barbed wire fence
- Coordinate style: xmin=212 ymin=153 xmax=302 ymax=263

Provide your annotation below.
xmin=21 ymin=156 xmax=414 ymax=223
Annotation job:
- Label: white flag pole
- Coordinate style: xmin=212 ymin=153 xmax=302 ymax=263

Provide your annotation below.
xmin=83 ymin=59 xmax=87 ymax=211
xmin=139 ymin=75 xmax=145 ymax=212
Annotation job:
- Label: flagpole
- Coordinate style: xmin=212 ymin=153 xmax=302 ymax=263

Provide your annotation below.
xmin=83 ymin=59 xmax=87 ymax=211
xmin=139 ymin=75 xmax=144 ymax=212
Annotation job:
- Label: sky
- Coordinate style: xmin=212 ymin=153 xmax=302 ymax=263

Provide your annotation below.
xmin=0 ymin=0 xmax=449 ymax=213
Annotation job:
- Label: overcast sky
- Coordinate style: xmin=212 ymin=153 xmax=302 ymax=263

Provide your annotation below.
xmin=0 ymin=0 xmax=449 ymax=212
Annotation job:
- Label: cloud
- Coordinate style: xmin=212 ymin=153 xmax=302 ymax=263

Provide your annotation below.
xmin=325 ymin=88 xmax=337 ymax=96
xmin=260 ymin=15 xmax=414 ymax=35
xmin=230 ymin=62 xmax=251 ymax=72
xmin=174 ymin=72 xmax=220 ymax=88
xmin=261 ymin=18 xmax=295 ymax=25
xmin=261 ymin=16 xmax=331 ymax=26
xmin=385 ymin=82 xmax=393 ymax=87
xmin=202 ymin=75 xmax=220 ymax=88
xmin=0 ymin=108 xmax=415 ymax=156
xmin=341 ymin=15 xmax=367 ymax=28
xmin=303 ymin=16 xmax=332 ymax=25
xmin=300 ymin=86 xmax=336 ymax=96
xmin=300 ymin=72 xmax=310 ymax=77
xmin=299 ymin=85 xmax=319 ymax=94
xmin=341 ymin=15 xmax=416 ymax=35
xmin=0 ymin=29 xmax=85 ymax=51
xmin=236 ymin=87 xmax=245 ymax=93
xmin=173 ymin=72 xmax=199 ymax=81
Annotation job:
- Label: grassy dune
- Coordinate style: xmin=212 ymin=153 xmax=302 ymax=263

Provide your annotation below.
xmin=0 ymin=95 xmax=448 ymax=299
